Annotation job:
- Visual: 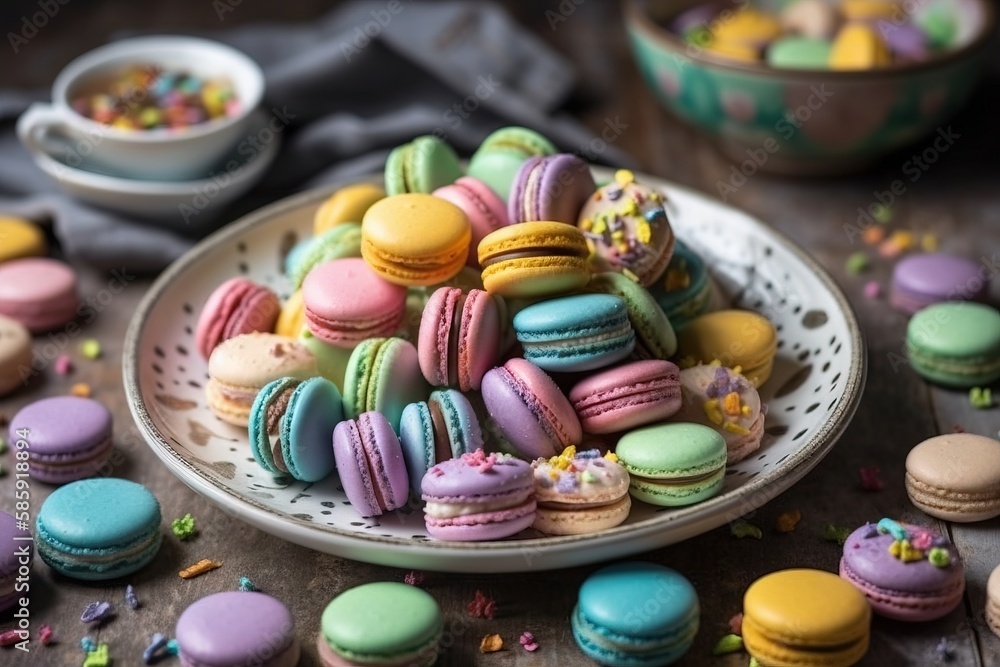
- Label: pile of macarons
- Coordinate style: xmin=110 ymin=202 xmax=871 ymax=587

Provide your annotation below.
xmin=673 ymin=0 xmax=963 ymax=70
xmin=194 ymin=126 xmax=782 ymax=541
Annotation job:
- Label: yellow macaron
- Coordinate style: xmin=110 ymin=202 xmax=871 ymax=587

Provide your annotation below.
xmin=676 ymin=309 xmax=778 ymax=387
xmin=743 ymin=569 xmax=871 ymax=667
xmin=841 ymin=0 xmax=900 ymax=21
xmin=361 ymin=193 xmax=470 ymax=287
xmin=830 ymin=23 xmax=892 ymax=70
xmin=314 ymin=183 xmax=386 ymax=235
xmin=275 ymin=290 xmax=306 ymax=339
xmin=0 ymin=217 xmax=47 ymax=264
xmin=478 ymin=221 xmax=590 ymax=298
xmin=712 ymin=8 xmax=783 ymax=47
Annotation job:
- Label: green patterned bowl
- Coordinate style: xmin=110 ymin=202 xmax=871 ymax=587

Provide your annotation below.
xmin=624 ymin=0 xmax=994 ymax=176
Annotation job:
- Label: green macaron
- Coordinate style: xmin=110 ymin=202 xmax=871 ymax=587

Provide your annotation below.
xmin=342 ymin=337 xmax=430 ymax=430
xmin=289 ymin=223 xmax=363 ymax=288
xmin=615 ymin=423 xmax=727 ymax=507
xmin=906 ymin=302 xmax=1000 ymax=387
xmin=767 ymin=37 xmax=833 ymax=69
xmin=384 ymin=135 xmax=463 ymax=196
xmin=587 ymin=271 xmax=677 ymax=359
xmin=467 ymin=126 xmax=557 ymax=201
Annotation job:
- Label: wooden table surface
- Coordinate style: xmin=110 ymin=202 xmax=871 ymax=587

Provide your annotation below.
xmin=2 ymin=1 xmax=1000 ymax=665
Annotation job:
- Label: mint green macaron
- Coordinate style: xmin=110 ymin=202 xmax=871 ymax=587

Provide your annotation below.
xmin=767 ymin=37 xmax=833 ymax=69
xmin=342 ymin=337 xmax=430 ymax=431
xmin=384 ymin=135 xmax=463 ymax=196
xmin=587 ymin=271 xmax=677 ymax=359
xmin=615 ymin=423 xmax=727 ymax=507
xmin=290 ymin=223 xmax=363 ymax=288
xmin=319 ymin=582 xmax=443 ymax=667
xmin=906 ymin=302 xmax=1000 ymax=387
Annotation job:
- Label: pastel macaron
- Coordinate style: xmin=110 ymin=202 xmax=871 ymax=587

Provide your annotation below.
xmin=905 ymin=433 xmax=1000 ymax=522
xmin=531 ymin=447 xmax=631 ymax=535
xmin=11 ymin=396 xmax=113 ymax=484
xmin=573 ymin=562 xmax=699 ymax=666
xmin=0 ymin=511 xmax=32 ymax=612
xmin=677 ymin=309 xmax=778 ymax=387
xmin=333 ymin=411 xmax=409 ymax=517
xmin=0 ymin=216 xmax=47 ymax=263
xmin=508 ymin=153 xmax=596 ymax=224
xmin=288 ymin=222 xmax=363 ymax=288
xmin=481 ymin=357 xmax=582 ymax=459
xmin=891 ymin=253 xmax=988 ymax=314
xmin=275 ymin=290 xmax=306 ymax=339
xmin=0 ymin=314 xmax=32 ymax=396
xmin=318 ymin=582 xmax=442 ymax=667
xmin=433 ymin=176 xmax=510 ymax=267
xmin=303 ymin=258 xmax=407 ymax=348
xmin=905 ymin=302 xmax=1000 ymax=387
xmin=384 ymin=135 xmax=463 ymax=195
xmin=648 ymin=242 xmax=715 ymax=330
xmin=513 ymin=293 xmax=636 ymax=372
xmin=615 ymin=422 xmax=727 ymax=507
xmin=417 ymin=287 xmax=502 ymax=391
xmin=36 ymin=478 xmax=162 ymax=581
xmin=839 ymin=519 xmax=965 ymax=621
xmin=478 ymin=221 xmax=591 ymax=298
xmin=195 ymin=277 xmax=281 ymax=360
xmin=314 ymin=183 xmax=385 ymax=234
xmin=0 ymin=258 xmax=79 ymax=333
xmin=362 ymin=193 xmax=470 ymax=286
xmin=743 ymin=569 xmax=870 ymax=667
xmin=399 ymin=389 xmax=483 ymax=494
xmin=586 ymin=271 xmax=677 ymax=359
xmin=206 ymin=333 xmax=319 ymax=427
xmin=467 ymin=126 xmax=557 ymax=202
xmin=830 ymin=22 xmax=891 ymax=69
xmin=177 ymin=592 xmax=300 ymax=667
xmin=421 ymin=449 xmax=536 ymax=541
xmin=249 ymin=376 xmax=343 ymax=482
xmin=988 ymin=564 xmax=1000 ymax=638
xmin=569 ymin=360 xmax=682 ymax=435
xmin=342 ymin=337 xmax=429 ymax=431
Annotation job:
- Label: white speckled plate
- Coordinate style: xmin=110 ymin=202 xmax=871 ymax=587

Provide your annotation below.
xmin=124 ymin=168 xmax=865 ymax=573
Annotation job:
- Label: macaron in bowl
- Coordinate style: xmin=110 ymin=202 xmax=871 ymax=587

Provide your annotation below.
xmin=313 ymin=182 xmax=385 ymax=234
xmin=648 ymin=242 xmax=715 ymax=330
xmin=905 ymin=433 xmax=1000 ymax=522
xmin=478 ymin=220 xmax=591 ymax=298
xmin=399 ymin=389 xmax=483 ymax=495
xmin=384 ymin=135 xmax=462 ymax=195
xmin=433 ymin=176 xmax=509 ymax=267
xmin=342 ymin=337 xmax=429 ymax=431
xmin=11 ymin=396 xmax=113 ymax=484
xmin=195 ymin=277 xmax=280 ymax=360
xmin=569 ymin=359 xmax=682 ymax=435
xmin=531 ymin=446 xmax=631 ymax=535
xmin=333 ymin=411 xmax=409 ymax=518
xmin=467 ymin=126 xmax=557 ymax=202
xmin=905 ymin=301 xmax=1000 ymax=387
xmin=0 ymin=314 xmax=33 ymax=397
xmin=586 ymin=270 xmax=677 ymax=360
xmin=0 ymin=216 xmax=47 ymax=263
xmin=508 ymin=153 xmax=596 ymax=224
xmin=417 ymin=286 xmax=502 ymax=392
xmin=677 ymin=309 xmax=779 ymax=387
xmin=288 ymin=222 xmax=363 ymax=288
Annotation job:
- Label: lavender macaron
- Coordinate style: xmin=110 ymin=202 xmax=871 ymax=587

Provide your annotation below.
xmin=890 ymin=253 xmax=988 ymax=314
xmin=176 ymin=591 xmax=300 ymax=667
xmin=11 ymin=396 xmax=113 ymax=484
xmin=508 ymin=154 xmax=596 ymax=224
xmin=0 ymin=511 xmax=32 ymax=612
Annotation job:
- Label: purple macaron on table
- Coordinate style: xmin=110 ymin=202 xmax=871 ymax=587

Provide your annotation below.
xmin=890 ymin=253 xmax=990 ymax=314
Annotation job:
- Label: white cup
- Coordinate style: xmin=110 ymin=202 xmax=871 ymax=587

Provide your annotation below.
xmin=17 ymin=35 xmax=265 ymax=182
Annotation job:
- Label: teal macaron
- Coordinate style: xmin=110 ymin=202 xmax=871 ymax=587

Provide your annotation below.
xmin=36 ymin=478 xmax=162 ymax=581
xmin=249 ymin=376 xmax=343 ymax=482
xmin=289 ymin=222 xmax=363 ymax=288
xmin=648 ymin=243 xmax=714 ymax=331
xmin=319 ymin=582 xmax=443 ymax=667
xmin=573 ymin=561 xmax=699 ymax=666
xmin=467 ymin=126 xmax=557 ymax=202
xmin=343 ymin=337 xmax=430 ymax=431
xmin=906 ymin=302 xmax=1000 ymax=387
xmin=384 ymin=135 xmax=463 ymax=196
xmin=398 ymin=389 xmax=484 ymax=494
xmin=587 ymin=271 xmax=677 ymax=359
xmin=615 ymin=422 xmax=727 ymax=507
xmin=513 ymin=293 xmax=636 ymax=372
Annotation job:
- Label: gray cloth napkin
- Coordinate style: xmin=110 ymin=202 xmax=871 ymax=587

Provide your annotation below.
xmin=0 ymin=1 xmax=632 ymax=272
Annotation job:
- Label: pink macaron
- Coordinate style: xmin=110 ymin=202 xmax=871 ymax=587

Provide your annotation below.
xmin=480 ymin=358 xmax=582 ymax=459
xmin=332 ymin=411 xmax=409 ymax=517
xmin=433 ymin=177 xmax=509 ymax=268
xmin=417 ymin=287 xmax=502 ymax=391
xmin=0 ymin=258 xmax=78 ymax=333
xmin=569 ymin=360 xmax=682 ymax=435
xmin=421 ymin=449 xmax=536 ymax=541
xmin=303 ymin=258 xmax=407 ymax=348
xmin=195 ymin=277 xmax=280 ymax=360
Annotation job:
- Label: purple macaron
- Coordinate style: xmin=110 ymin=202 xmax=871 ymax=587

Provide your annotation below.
xmin=0 ymin=511 xmax=32 ymax=612
xmin=333 ymin=412 xmax=409 ymax=517
xmin=885 ymin=24 xmax=930 ymax=62
xmin=508 ymin=154 xmax=597 ymax=225
xmin=11 ymin=396 xmax=113 ymax=484
xmin=176 ymin=591 xmax=300 ymax=667
xmin=890 ymin=253 xmax=988 ymax=314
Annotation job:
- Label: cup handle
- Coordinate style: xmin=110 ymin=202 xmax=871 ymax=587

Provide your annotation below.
xmin=16 ymin=103 xmax=74 ymax=158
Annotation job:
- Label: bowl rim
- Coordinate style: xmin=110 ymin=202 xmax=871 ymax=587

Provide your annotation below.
xmin=623 ymin=0 xmax=996 ymax=80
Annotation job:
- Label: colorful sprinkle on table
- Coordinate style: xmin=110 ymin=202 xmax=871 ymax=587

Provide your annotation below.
xmin=80 ymin=601 xmax=113 ymax=624
xmin=480 ymin=634 xmax=503 ymax=653
xmin=238 ymin=576 xmax=256 ymax=592
xmin=824 ymin=524 xmax=851 ymax=546
xmin=731 ymin=519 xmax=762 ymax=539
xmin=970 ymin=387 xmax=993 ymax=409
xmin=467 ymin=590 xmax=496 ymax=619
xmin=775 ymin=509 xmax=802 ymax=533
xmin=845 ymin=252 xmax=868 ymax=274
xmin=859 ymin=466 xmax=885 ymax=491
xmin=70 ymin=383 xmax=92 ymax=397
xmin=179 ymin=559 xmax=221 ymax=579
xmin=519 ymin=631 xmax=539 ymax=652
xmin=125 ymin=584 xmax=140 ymax=610
xmin=713 ymin=634 xmax=744 ymax=655
xmin=80 ymin=339 xmax=102 ymax=360
xmin=171 ymin=513 xmax=197 ymax=540
xmin=38 ymin=624 xmax=54 ymax=645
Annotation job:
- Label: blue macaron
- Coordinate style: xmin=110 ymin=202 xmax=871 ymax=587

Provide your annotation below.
xmin=36 ymin=478 xmax=162 ymax=581
xmin=649 ymin=243 xmax=714 ymax=331
xmin=572 ymin=561 xmax=699 ymax=666
xmin=398 ymin=389 xmax=483 ymax=494
xmin=249 ymin=376 xmax=343 ymax=482
xmin=513 ymin=293 xmax=636 ymax=372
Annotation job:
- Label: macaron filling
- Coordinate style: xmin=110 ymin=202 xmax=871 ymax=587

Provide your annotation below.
xmin=36 ymin=522 xmax=161 ymax=574
xmin=480 ymin=246 xmax=586 ymax=268
xmin=573 ymin=603 xmax=699 ymax=655
xmin=30 ymin=435 xmax=113 ymax=474
xmin=424 ymin=487 xmax=534 ymax=518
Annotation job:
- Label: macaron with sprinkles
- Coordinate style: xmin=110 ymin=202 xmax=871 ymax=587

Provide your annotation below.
xmin=531 ymin=446 xmax=631 ymax=535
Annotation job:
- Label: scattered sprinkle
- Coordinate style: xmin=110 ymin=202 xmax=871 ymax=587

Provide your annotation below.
xmin=82 ymin=643 xmax=110 ymax=667
xmin=238 ymin=577 xmax=256 ymax=592
xmin=467 ymin=590 xmax=496 ymax=619
xmin=970 ymin=387 xmax=993 ymax=409
xmin=731 ymin=519 xmax=762 ymax=540
xmin=480 ymin=634 xmax=503 ymax=653
xmin=872 ymin=204 xmax=893 ymax=224
xmin=863 ymin=281 xmax=881 ymax=299
xmin=845 ymin=252 xmax=868 ymax=275
xmin=728 ymin=613 xmax=743 ymax=636
xmin=921 ymin=234 xmax=939 ymax=252
xmin=38 ymin=624 xmax=54 ymax=645
xmin=859 ymin=466 xmax=885 ymax=491
xmin=81 ymin=636 xmax=97 ymax=652
xmin=935 ymin=637 xmax=954 ymax=662
xmin=171 ymin=513 xmax=197 ymax=540
xmin=143 ymin=633 xmax=169 ymax=664
xmin=519 ymin=631 xmax=539 ymax=652
xmin=80 ymin=601 xmax=113 ymax=624
xmin=889 ymin=539 xmax=924 ymax=562
xmin=953 ymin=423 xmax=965 ymax=433
xmin=713 ymin=634 xmax=744 ymax=655
xmin=70 ymin=383 xmax=92 ymax=397
xmin=404 ymin=571 xmax=424 ymax=586
xmin=55 ymin=354 xmax=74 ymax=375
xmin=80 ymin=339 xmax=102 ymax=360
xmin=775 ymin=510 xmax=802 ymax=533
xmin=179 ymin=559 xmax=222 ymax=579
xmin=824 ymin=524 xmax=851 ymax=546
xmin=125 ymin=584 xmax=139 ymax=610
xmin=0 ymin=629 xmax=23 ymax=646
xmin=749 ymin=657 xmax=763 ymax=667
xmin=928 ymin=547 xmax=952 ymax=568
xmin=877 ymin=518 xmax=907 ymax=541
xmin=862 ymin=226 xmax=886 ymax=245
xmin=166 ymin=639 xmax=179 ymax=656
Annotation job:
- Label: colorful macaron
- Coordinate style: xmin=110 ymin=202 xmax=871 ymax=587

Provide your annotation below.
xmin=36 ymin=478 xmax=161 ymax=580
xmin=333 ymin=411 xmax=409 ymax=517
xmin=275 ymin=290 xmax=306 ymax=339
xmin=433 ymin=176 xmax=510 ymax=268
xmin=318 ymin=582 xmax=442 ymax=667
xmin=249 ymin=376 xmax=343 ymax=482
xmin=839 ymin=519 xmax=965 ymax=622
xmin=513 ymin=293 xmax=636 ymax=372
xmin=677 ymin=309 xmax=778 ymax=387
xmin=508 ymin=153 xmax=596 ymax=225
xmin=615 ymin=422 xmax=727 ymax=507
xmin=578 ymin=169 xmax=675 ymax=287
xmin=399 ymin=389 xmax=483 ymax=494
xmin=481 ymin=357 xmax=582 ymax=459
xmin=384 ymin=135 xmax=463 ymax=196
xmin=299 ymin=329 xmax=353 ymax=392
xmin=313 ymin=183 xmax=385 ymax=234
xmin=362 ymin=193 xmax=471 ymax=286
xmin=11 ymin=396 xmax=113 ymax=484
xmin=288 ymin=222 xmax=363 ymax=288
xmin=905 ymin=433 xmax=1000 ymax=522
xmin=0 ymin=511 xmax=32 ymax=612
xmin=421 ymin=449 xmax=536 ymax=541
xmin=531 ymin=446 xmax=631 ymax=535
xmin=467 ymin=126 xmax=557 ymax=202
xmin=648 ymin=243 xmax=715 ymax=330
xmin=569 ymin=360 xmax=682 ymax=435
xmin=671 ymin=364 xmax=764 ymax=464
xmin=890 ymin=253 xmax=988 ymax=314
xmin=0 ymin=314 xmax=32 ymax=397
xmin=0 ymin=217 xmax=47 ymax=263
xmin=417 ymin=287 xmax=502 ymax=391
xmin=988 ymin=564 xmax=1000 ymax=638
xmin=195 ymin=277 xmax=281 ymax=360
xmin=478 ymin=220 xmax=591 ymax=298
xmin=0 ymin=258 xmax=79 ymax=333
xmin=743 ymin=569 xmax=870 ymax=667
xmin=586 ymin=271 xmax=677 ymax=359
xmin=176 ymin=591 xmax=300 ymax=667
xmin=206 ymin=333 xmax=318 ymax=427
xmin=573 ymin=562 xmax=699 ymax=666
xmin=905 ymin=302 xmax=1000 ymax=388
xmin=342 ymin=337 xmax=429 ymax=431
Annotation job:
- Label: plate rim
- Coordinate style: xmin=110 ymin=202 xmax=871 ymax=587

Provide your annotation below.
xmin=123 ymin=170 xmax=867 ymax=570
